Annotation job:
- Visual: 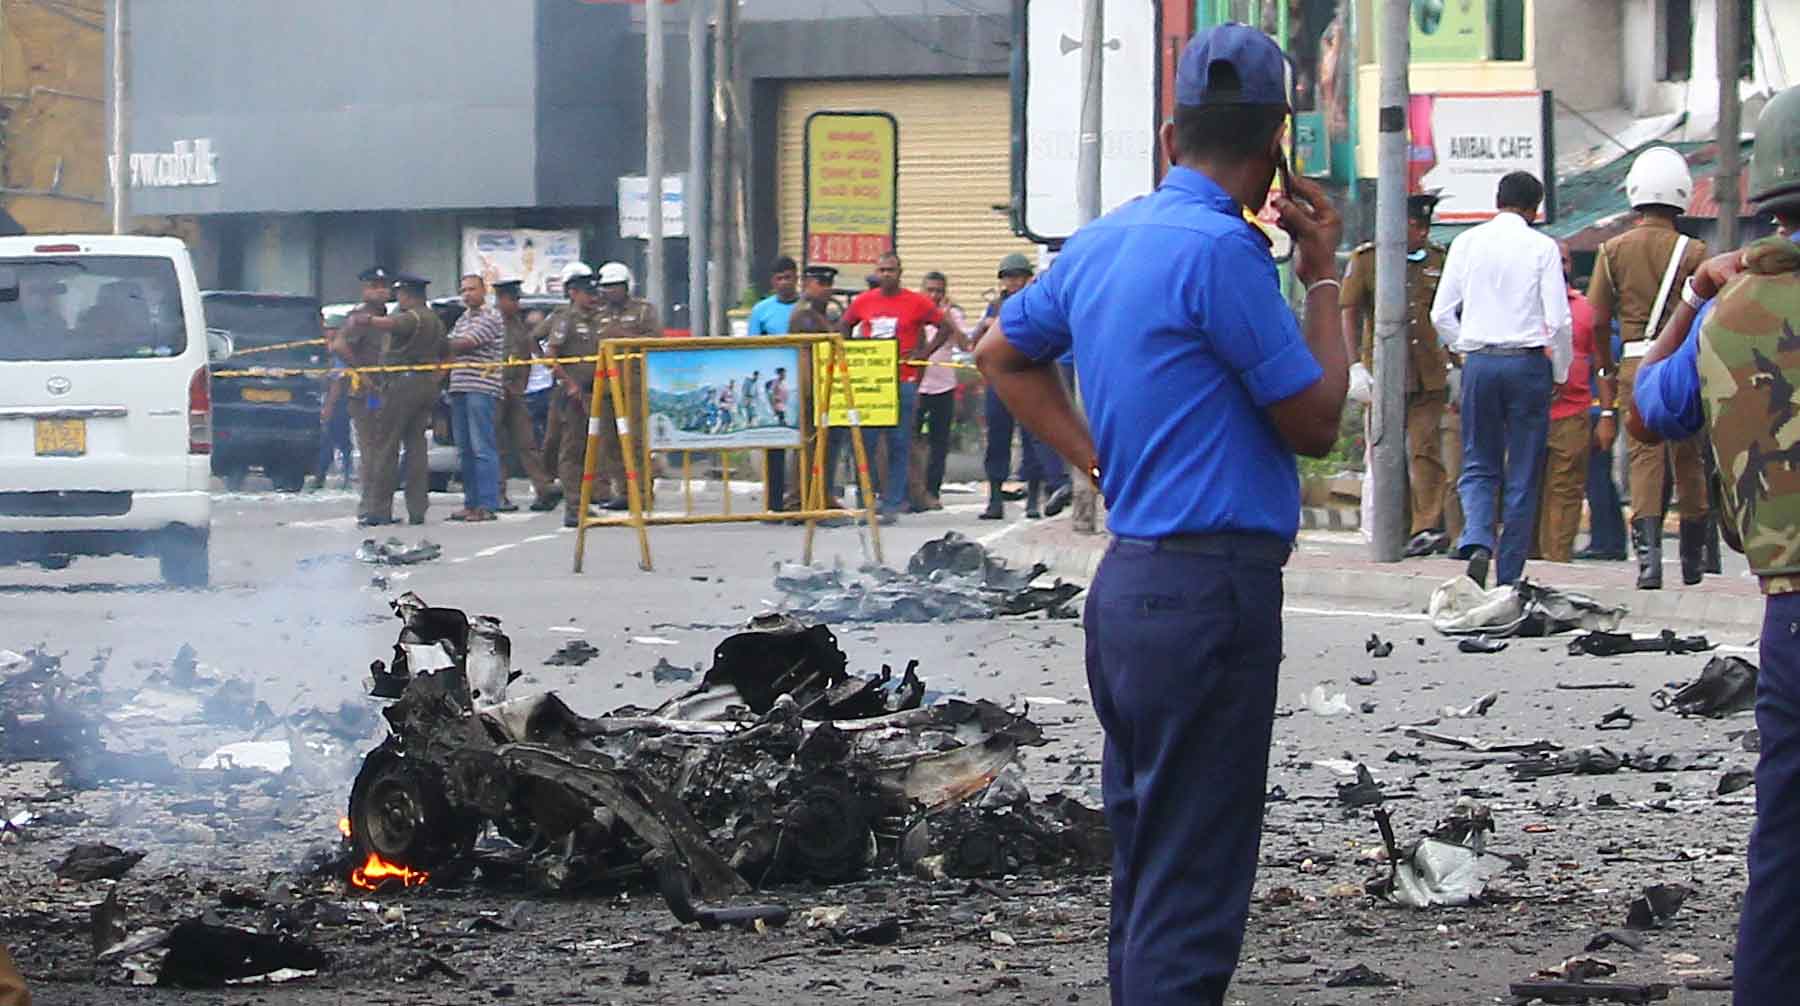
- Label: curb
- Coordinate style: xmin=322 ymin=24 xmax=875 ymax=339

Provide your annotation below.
xmin=991 ymin=524 xmax=1765 ymax=632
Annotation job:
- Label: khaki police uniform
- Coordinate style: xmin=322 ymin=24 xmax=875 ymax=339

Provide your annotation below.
xmin=1588 ymin=218 xmax=1710 ymax=520
xmin=1342 ymin=241 xmax=1461 ymax=537
xmin=496 ymin=311 xmax=556 ymax=503
xmin=366 ymin=304 xmax=446 ymax=522
xmin=541 ymin=298 xmax=660 ymax=514
xmin=340 ymin=306 xmax=385 ymax=518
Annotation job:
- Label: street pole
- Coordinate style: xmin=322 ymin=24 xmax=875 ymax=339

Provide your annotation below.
xmin=1715 ymin=0 xmax=1742 ymax=252
xmin=687 ymin=0 xmax=709 ymax=335
xmin=1369 ymin=0 xmax=1410 ymax=562
xmin=1068 ymin=0 xmax=1102 ymax=534
xmin=709 ymin=0 xmax=733 ymax=336
xmin=644 ymin=0 xmax=666 ymax=314
xmin=109 ymin=0 xmax=128 ymax=235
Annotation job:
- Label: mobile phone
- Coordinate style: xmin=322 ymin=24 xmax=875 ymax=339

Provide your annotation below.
xmin=1277 ymin=148 xmax=1296 ymax=201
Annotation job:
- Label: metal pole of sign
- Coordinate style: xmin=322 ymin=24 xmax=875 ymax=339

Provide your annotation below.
xmin=109 ymin=0 xmax=128 ymax=234
xmin=1368 ymin=0 xmax=1411 ymax=562
xmin=687 ymin=0 xmax=709 ymax=335
xmin=709 ymin=0 xmax=733 ymax=338
xmin=1068 ymin=0 xmax=1102 ymax=534
xmin=1715 ymin=0 xmax=1742 ymax=252
xmin=644 ymin=0 xmax=666 ymax=315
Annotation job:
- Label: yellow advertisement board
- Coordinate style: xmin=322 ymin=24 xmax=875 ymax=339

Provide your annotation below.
xmin=804 ymin=111 xmax=899 ymax=279
xmin=812 ymin=339 xmax=899 ymax=427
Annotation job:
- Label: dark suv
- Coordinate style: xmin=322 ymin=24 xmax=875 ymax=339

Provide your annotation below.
xmin=202 ymin=292 xmax=326 ymax=491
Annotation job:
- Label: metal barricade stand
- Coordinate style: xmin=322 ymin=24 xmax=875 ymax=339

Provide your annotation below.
xmin=571 ymin=334 xmax=882 ymax=572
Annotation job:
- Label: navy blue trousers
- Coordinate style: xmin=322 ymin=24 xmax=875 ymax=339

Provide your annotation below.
xmin=984 ymin=385 xmax=1063 ymax=486
xmin=1085 ymin=537 xmax=1285 ymax=1005
xmin=1456 ymin=351 xmax=1552 ymax=584
xmin=1584 ymin=410 xmax=1627 ymax=556
xmin=1736 ymin=591 xmax=1800 ymax=1005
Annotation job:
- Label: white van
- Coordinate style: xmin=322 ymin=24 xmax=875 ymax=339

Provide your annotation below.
xmin=0 ymin=235 xmax=228 ymax=587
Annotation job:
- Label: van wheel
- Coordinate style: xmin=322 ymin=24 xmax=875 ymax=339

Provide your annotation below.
xmin=159 ymin=528 xmax=210 ymax=589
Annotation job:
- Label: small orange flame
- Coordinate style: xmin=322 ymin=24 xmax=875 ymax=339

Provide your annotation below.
xmin=350 ymin=851 xmax=429 ymax=890
xmin=337 ymin=816 xmax=351 ymax=839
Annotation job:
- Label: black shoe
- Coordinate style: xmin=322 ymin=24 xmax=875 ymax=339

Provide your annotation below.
xmin=530 ymin=488 xmax=564 ymax=512
xmin=409 ymin=515 xmax=426 ymax=526
xmin=1573 ymin=546 xmax=1626 ymax=561
xmin=1678 ymin=518 xmax=1706 ymax=586
xmin=356 ymin=515 xmax=394 ymax=528
xmin=1703 ymin=515 xmax=1723 ymax=574
xmin=1000 ymin=484 xmax=1026 ymax=502
xmin=563 ymin=512 xmax=581 ymax=528
xmin=1404 ymin=530 xmax=1447 ymax=558
xmin=1043 ymin=484 xmax=1073 ymax=517
xmin=979 ymin=501 xmax=1004 ymax=520
xmin=1464 ymin=546 xmax=1492 ymax=589
xmin=601 ymin=496 xmax=631 ymax=511
xmin=877 ymin=510 xmax=898 ymax=526
xmin=496 ymin=500 xmax=520 ymax=513
xmin=1632 ymin=517 xmax=1663 ymax=590
xmin=1025 ymin=479 xmax=1042 ymax=519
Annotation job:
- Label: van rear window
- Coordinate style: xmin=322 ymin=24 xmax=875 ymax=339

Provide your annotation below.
xmin=0 ymin=256 xmax=187 ymax=361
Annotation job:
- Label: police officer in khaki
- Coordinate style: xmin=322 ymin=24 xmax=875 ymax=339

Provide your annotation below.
xmin=491 ymin=279 xmax=562 ymax=513
xmin=592 ymin=261 xmax=660 ymax=506
xmin=357 ymin=274 xmax=446 ymax=527
xmin=1341 ymin=192 xmax=1459 ymax=556
xmin=328 ymin=266 xmax=391 ymax=516
xmin=1586 ymin=146 xmax=1710 ymax=589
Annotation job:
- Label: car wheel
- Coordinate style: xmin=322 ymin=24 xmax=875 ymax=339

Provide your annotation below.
xmin=429 ymin=472 xmax=451 ymax=493
xmin=270 ymin=460 xmax=309 ymax=493
xmin=221 ymin=466 xmax=250 ymax=492
xmin=159 ymin=527 xmax=210 ymax=589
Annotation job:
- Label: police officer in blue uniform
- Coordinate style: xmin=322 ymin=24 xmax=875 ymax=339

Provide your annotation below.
xmin=977 ymin=24 xmax=1347 ymax=1005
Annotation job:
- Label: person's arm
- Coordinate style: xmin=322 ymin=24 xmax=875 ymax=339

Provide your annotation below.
xmin=1625 ymin=250 xmax=1747 ymax=443
xmin=837 ymin=301 xmax=860 ymax=339
xmin=1262 ymin=172 xmax=1348 ymax=457
xmin=976 ymin=258 xmax=1096 ymax=479
xmin=637 ymin=302 xmax=662 ymax=338
xmin=543 ymin=316 xmax=581 ymax=397
xmin=916 ymin=303 xmax=960 ymax=359
xmin=1429 ymin=242 xmax=1466 ymax=350
xmin=1541 ymin=245 xmax=1573 ymax=385
xmin=1585 ymin=249 xmax=1618 ymax=402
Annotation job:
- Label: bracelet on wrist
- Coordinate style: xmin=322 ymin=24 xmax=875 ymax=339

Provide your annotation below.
xmin=1305 ymin=277 xmax=1342 ymax=296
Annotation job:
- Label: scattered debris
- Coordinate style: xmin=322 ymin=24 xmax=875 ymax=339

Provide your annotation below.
xmin=1585 ymin=929 xmax=1646 ymax=953
xmin=1403 ymin=728 xmax=1561 ymax=754
xmin=1557 ymin=680 xmax=1637 ymax=691
xmin=649 ymin=658 xmax=696 ymax=683
xmin=1567 ymin=630 xmax=1713 ymax=657
xmin=1440 ymin=691 xmax=1499 ymax=717
xmin=157 ymin=920 xmax=327 ymax=987
xmin=1739 ymin=728 xmax=1761 ymax=752
xmin=1326 ymin=963 xmax=1399 ymax=988
xmin=1652 ymin=656 xmax=1758 ymax=718
xmin=544 ymin=639 xmax=600 ymax=667
xmin=1539 ymin=956 xmax=1619 ymax=981
xmin=1336 ymin=764 xmax=1385 ymax=807
xmin=1717 ymin=768 xmax=1756 ymax=796
xmin=1507 ymin=979 xmax=1670 ymax=1004
xmin=354 ymin=538 xmax=441 ymax=565
xmin=54 ymin=842 xmax=146 ymax=881
xmin=1371 ymin=808 xmax=1516 ymax=908
xmin=1351 ymin=669 xmax=1379 ymax=686
xmin=1624 ymin=884 xmax=1691 ymax=930
xmin=1596 ymin=707 xmax=1636 ymax=730
xmin=1430 ymin=578 xmax=1627 ymax=637
xmin=1511 ymin=745 xmax=1624 ymax=780
xmin=1365 ymin=634 xmax=1393 ymax=658
xmin=1297 ymin=685 xmax=1353 ymax=717
xmin=772 ymin=533 xmax=1083 ymax=622
xmin=1457 ymin=637 xmax=1508 ymax=654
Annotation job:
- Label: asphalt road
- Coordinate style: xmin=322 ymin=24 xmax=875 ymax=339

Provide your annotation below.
xmin=0 ymin=477 xmax=1763 ymax=1004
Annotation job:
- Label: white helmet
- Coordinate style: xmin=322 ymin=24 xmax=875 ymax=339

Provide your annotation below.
xmin=1624 ymin=146 xmax=1693 ymax=212
xmin=559 ymin=261 xmax=593 ymax=283
xmin=597 ymin=261 xmax=633 ymax=288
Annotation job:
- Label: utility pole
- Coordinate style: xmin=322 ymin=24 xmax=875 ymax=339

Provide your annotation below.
xmin=109 ymin=0 xmax=128 ymax=234
xmin=1716 ymin=0 xmax=1742 ymax=251
xmin=709 ymin=0 xmax=733 ymax=335
xmin=687 ymin=0 xmax=709 ymax=335
xmin=644 ymin=0 xmax=666 ymax=314
xmin=1369 ymin=0 xmax=1410 ymax=561
xmin=1068 ymin=0 xmax=1102 ymax=534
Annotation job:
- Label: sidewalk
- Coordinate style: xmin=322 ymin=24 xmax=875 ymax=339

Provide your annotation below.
xmin=989 ymin=516 xmax=1768 ymax=631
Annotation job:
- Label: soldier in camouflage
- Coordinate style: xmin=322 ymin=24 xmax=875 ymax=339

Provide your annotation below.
xmin=1629 ymin=82 xmax=1800 ymax=1006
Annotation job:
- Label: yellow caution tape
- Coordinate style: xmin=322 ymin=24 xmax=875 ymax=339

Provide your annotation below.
xmin=210 ymin=354 xmax=602 ymax=380
xmin=227 ymin=336 xmax=330 ymax=358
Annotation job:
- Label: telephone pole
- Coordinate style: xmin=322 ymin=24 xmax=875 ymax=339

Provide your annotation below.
xmin=1068 ymin=0 xmax=1102 ymax=534
xmin=1715 ymin=0 xmax=1742 ymax=251
xmin=709 ymin=0 xmax=734 ymax=336
xmin=109 ymin=0 xmax=128 ymax=234
xmin=687 ymin=0 xmax=709 ymax=334
xmin=1369 ymin=0 xmax=1411 ymax=561
xmin=644 ymin=0 xmax=666 ymax=313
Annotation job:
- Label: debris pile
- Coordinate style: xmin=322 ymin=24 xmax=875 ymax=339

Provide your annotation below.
xmin=1429 ymin=578 xmax=1627 ymax=638
xmin=772 ymin=532 xmax=1083 ymax=623
xmin=355 ymin=538 xmax=442 ymax=566
xmin=343 ymin=595 xmax=1108 ymax=921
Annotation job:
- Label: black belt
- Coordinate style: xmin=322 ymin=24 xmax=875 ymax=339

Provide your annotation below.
xmin=1113 ymin=533 xmax=1291 ymax=567
xmin=1468 ymin=345 xmax=1544 ymax=357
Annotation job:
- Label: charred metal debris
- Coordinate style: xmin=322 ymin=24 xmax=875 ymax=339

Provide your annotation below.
xmin=344 ymin=594 xmax=1109 ymax=922
xmin=772 ymin=532 xmax=1083 ymax=623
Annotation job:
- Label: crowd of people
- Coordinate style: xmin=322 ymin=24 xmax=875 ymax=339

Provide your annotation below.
xmin=1343 ymin=145 xmax=1726 ymax=593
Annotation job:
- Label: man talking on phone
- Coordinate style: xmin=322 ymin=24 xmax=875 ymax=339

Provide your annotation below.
xmin=978 ymin=23 xmax=1347 ymax=1005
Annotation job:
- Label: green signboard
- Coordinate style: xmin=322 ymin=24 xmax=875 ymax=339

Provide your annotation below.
xmin=1409 ymin=0 xmax=1490 ymax=62
xmin=1293 ymin=111 xmax=1331 ymax=178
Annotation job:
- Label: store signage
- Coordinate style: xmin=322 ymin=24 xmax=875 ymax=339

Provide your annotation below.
xmin=802 ymin=111 xmax=898 ymax=279
xmin=107 ymin=138 xmax=220 ymax=189
xmin=1409 ymin=91 xmax=1554 ymax=223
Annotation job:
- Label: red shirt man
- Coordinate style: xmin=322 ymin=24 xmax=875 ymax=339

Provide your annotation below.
xmin=1551 ymin=285 xmax=1596 ymax=420
xmin=840 ymin=252 xmax=953 ymax=382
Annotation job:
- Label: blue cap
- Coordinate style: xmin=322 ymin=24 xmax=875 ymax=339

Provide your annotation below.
xmin=1176 ymin=23 xmax=1288 ymax=107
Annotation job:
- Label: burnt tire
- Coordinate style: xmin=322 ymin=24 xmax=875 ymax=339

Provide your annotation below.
xmin=347 ymin=744 xmax=478 ymax=870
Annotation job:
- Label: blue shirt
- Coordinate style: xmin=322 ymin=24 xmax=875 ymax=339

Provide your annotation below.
xmin=998 ymin=166 xmax=1323 ymax=540
xmin=747 ymin=294 xmax=797 ymax=335
xmin=1634 ymin=301 xmax=1712 ymax=441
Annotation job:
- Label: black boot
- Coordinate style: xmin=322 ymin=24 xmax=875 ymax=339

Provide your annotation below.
xmin=1026 ymin=480 xmax=1043 ymax=519
xmin=1703 ymin=514 xmax=1723 ymax=574
xmin=1632 ymin=517 xmax=1664 ymax=590
xmin=979 ymin=480 xmax=1005 ymax=520
xmin=1464 ymin=546 xmax=1492 ymax=588
xmin=1679 ymin=519 xmax=1706 ymax=585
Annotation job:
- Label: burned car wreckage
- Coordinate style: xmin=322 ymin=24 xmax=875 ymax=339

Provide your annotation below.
xmin=345 ymin=595 xmax=1108 ymax=918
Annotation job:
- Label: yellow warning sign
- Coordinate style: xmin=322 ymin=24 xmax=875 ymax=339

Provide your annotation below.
xmin=812 ymin=339 xmax=899 ymax=427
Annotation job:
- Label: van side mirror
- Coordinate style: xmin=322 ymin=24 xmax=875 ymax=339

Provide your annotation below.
xmin=206 ymin=328 xmax=234 ymax=363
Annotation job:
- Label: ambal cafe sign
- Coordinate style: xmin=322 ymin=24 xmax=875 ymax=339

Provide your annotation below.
xmin=1408 ymin=92 xmax=1554 ymax=223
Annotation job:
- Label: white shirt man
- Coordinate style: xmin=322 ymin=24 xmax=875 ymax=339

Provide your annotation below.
xmin=1431 ymin=207 xmax=1573 ymax=383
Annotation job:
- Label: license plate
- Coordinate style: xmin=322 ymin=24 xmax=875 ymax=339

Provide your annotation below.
xmin=33 ymin=418 xmax=86 ymax=456
xmin=242 ymin=387 xmax=292 ymax=403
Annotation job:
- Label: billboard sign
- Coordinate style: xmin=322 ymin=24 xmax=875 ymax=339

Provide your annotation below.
xmin=802 ymin=112 xmax=899 ymax=279
xmin=460 ymin=228 xmax=583 ymax=296
xmin=1409 ymin=91 xmax=1555 ymax=223
xmin=618 ymin=174 xmax=687 ymax=239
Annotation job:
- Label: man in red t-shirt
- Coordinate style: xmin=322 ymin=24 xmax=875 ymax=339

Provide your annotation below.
xmin=835 ymin=251 xmax=963 ymax=521
xmin=1537 ymin=241 xmax=1597 ymax=562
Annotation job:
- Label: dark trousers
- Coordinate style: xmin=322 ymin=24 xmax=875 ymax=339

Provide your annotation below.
xmin=366 ymin=374 xmax=437 ymax=522
xmin=984 ymin=385 xmax=1059 ymax=484
xmin=317 ymin=395 xmax=353 ymax=477
xmin=767 ymin=449 xmax=788 ymax=510
xmin=1585 ymin=411 xmax=1627 ymax=556
xmin=1455 ymin=351 xmax=1552 ymax=585
xmin=1737 ymin=591 xmax=1800 ymax=1006
xmin=915 ymin=390 xmax=955 ymax=498
xmin=1086 ymin=537 xmax=1285 ymax=1005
